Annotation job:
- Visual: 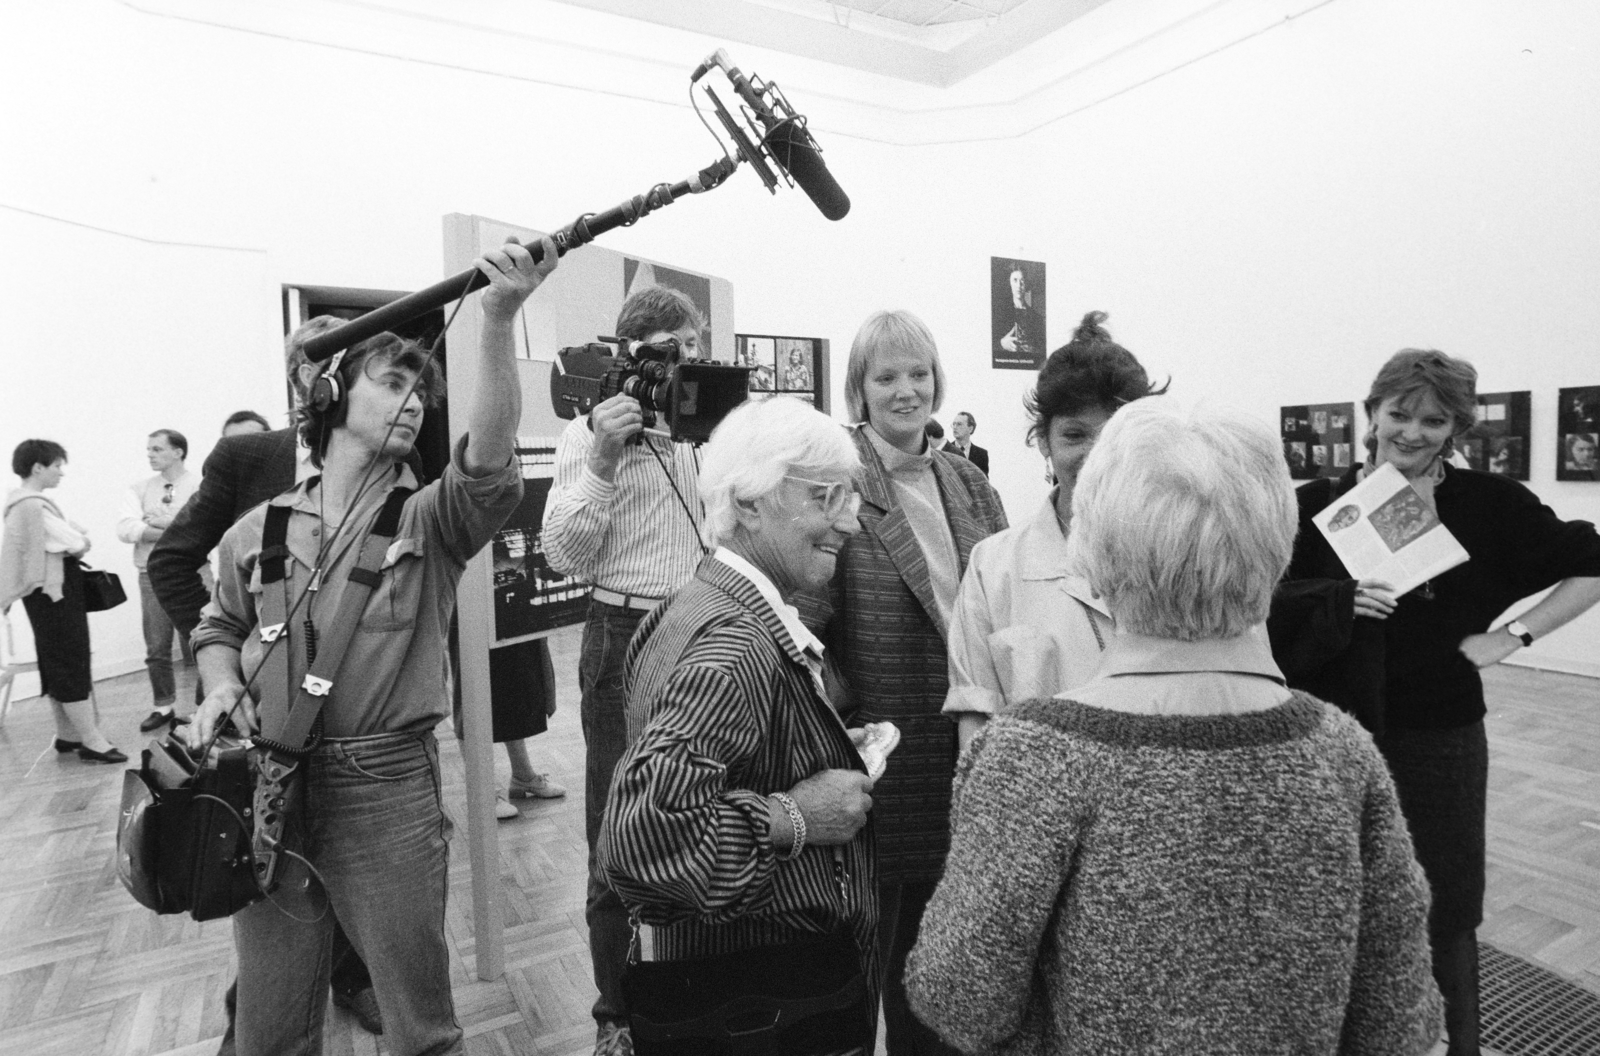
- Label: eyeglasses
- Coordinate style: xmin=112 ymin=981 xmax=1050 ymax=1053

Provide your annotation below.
xmin=784 ymin=476 xmax=860 ymax=519
xmin=161 ymin=483 xmax=174 ymax=506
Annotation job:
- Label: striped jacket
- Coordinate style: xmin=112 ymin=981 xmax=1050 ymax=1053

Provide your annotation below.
xmin=802 ymin=425 xmax=1008 ymax=884
xmin=599 ymin=556 xmax=879 ymax=996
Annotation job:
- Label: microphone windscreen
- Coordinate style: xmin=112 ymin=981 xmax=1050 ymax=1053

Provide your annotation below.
xmin=763 ymin=119 xmax=851 ymax=221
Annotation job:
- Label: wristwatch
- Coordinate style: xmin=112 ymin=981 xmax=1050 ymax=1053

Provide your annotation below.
xmin=1505 ymin=620 xmax=1534 ymax=647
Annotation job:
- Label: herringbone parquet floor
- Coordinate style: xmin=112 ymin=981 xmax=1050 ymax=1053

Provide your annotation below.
xmin=0 ymin=627 xmax=1594 ymax=1055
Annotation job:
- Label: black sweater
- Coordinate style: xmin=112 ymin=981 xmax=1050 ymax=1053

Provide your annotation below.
xmin=1269 ymin=464 xmax=1600 ymax=731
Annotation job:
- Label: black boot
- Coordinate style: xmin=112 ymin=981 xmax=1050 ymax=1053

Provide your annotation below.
xmin=1432 ymin=927 xmax=1481 ymax=1056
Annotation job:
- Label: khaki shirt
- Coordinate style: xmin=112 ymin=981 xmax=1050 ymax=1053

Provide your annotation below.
xmin=194 ymin=437 xmax=521 ymax=737
xmin=944 ymin=494 xmax=1112 ymax=716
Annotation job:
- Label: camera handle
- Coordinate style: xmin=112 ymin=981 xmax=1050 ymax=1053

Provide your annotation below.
xmin=301 ymin=156 xmax=740 ymax=364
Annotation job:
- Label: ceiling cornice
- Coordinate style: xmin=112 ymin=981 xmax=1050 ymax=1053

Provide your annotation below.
xmin=549 ymin=0 xmax=1114 ymax=87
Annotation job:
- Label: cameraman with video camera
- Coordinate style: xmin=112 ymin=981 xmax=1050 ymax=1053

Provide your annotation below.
xmin=541 ymin=285 xmax=707 ymax=1056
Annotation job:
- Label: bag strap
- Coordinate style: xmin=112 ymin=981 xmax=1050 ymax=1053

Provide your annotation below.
xmin=255 ymin=501 xmax=296 ymax=758
xmin=254 ymin=484 xmax=413 ymax=751
xmin=1075 ymin=597 xmax=1106 ymax=651
xmin=248 ymin=485 xmax=413 ymax=891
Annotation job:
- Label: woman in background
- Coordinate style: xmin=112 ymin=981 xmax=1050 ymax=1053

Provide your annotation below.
xmin=1 ymin=440 xmax=125 ymax=762
xmin=810 ymin=309 xmax=1007 ymax=1055
xmin=783 ymin=342 xmax=814 ymax=392
xmin=1269 ymin=349 xmax=1600 ymax=1055
xmin=945 ymin=311 xmax=1164 ymax=750
xmin=908 ymin=397 xmax=1442 ymax=1055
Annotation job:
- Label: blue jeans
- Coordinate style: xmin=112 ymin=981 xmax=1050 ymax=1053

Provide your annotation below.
xmin=233 ymin=732 xmax=460 ymax=1056
xmin=580 ymin=600 xmax=644 ymax=1025
xmin=138 ymin=569 xmax=177 ymax=706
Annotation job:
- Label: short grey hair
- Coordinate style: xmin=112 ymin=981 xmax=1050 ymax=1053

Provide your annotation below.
xmin=1066 ymin=397 xmax=1296 ymax=641
xmin=699 ymin=396 xmax=861 ymax=548
xmin=842 ymin=310 xmax=946 ymax=424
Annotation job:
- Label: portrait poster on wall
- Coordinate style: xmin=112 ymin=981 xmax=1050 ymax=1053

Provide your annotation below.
xmin=736 ymin=334 xmax=830 ymax=414
xmin=492 ymin=438 xmax=591 ymax=643
xmin=1459 ymin=390 xmax=1531 ymax=481
xmin=1556 ymin=385 xmax=1600 ymax=482
xmin=990 ymin=257 xmax=1046 ymax=370
xmin=1281 ymin=402 xmax=1355 ymax=481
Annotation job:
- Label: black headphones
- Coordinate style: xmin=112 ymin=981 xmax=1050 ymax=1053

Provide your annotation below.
xmin=308 ymin=349 xmax=348 ymax=414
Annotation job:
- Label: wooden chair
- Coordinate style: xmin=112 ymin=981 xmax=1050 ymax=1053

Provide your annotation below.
xmin=0 ymin=607 xmax=41 ymax=724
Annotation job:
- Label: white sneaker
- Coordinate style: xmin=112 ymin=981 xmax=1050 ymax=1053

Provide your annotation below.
xmin=494 ymin=792 xmax=519 ymax=820
xmin=509 ymin=773 xmax=567 ymax=800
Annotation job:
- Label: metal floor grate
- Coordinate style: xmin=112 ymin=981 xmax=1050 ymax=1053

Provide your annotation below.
xmin=1481 ymin=943 xmax=1600 ymax=1056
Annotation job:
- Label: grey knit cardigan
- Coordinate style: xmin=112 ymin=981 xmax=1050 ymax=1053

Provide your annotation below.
xmin=904 ymin=693 xmax=1442 ymax=1055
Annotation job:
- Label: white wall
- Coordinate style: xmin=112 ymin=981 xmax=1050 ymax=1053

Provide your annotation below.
xmin=2 ymin=0 xmax=1596 ymax=690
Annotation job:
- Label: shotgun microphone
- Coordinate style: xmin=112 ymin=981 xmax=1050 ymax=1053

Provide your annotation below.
xmin=695 ymin=49 xmax=850 ymax=221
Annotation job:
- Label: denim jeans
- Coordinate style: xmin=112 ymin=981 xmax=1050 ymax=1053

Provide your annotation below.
xmin=138 ymin=570 xmax=177 ymax=706
xmin=579 ymin=599 xmax=645 ymax=1025
xmin=233 ymin=732 xmax=460 ymax=1056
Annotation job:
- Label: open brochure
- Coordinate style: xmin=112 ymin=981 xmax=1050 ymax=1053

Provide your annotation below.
xmin=1311 ymin=462 xmax=1469 ymax=597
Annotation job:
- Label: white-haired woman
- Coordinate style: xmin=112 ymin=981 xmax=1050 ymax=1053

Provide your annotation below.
xmin=805 ymin=309 xmax=1007 ymax=1056
xmin=598 ymin=396 xmax=879 ymax=1053
xmin=906 ymin=398 xmax=1442 ymax=1055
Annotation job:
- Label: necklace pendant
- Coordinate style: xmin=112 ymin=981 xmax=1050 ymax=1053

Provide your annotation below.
xmin=309 ymin=568 xmax=323 ymax=592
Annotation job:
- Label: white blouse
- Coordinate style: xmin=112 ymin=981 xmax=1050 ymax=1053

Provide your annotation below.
xmin=39 ymin=497 xmax=89 ymax=554
xmin=944 ymin=493 xmax=1113 ymax=716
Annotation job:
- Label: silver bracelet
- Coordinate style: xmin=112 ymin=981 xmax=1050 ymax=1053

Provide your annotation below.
xmin=771 ymin=792 xmax=807 ymax=860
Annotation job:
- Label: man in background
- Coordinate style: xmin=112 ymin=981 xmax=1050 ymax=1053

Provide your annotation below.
xmin=541 ymin=285 xmax=708 ymax=1056
xmin=117 ymin=429 xmax=204 ymax=733
xmin=220 ymin=410 xmax=271 ymax=437
xmin=943 ymin=411 xmax=989 ymax=476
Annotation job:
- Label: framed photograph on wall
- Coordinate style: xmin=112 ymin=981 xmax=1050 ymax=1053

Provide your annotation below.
xmin=1281 ymin=401 xmax=1355 ymax=481
xmin=1460 ymin=390 xmax=1531 ymax=480
xmin=737 ymin=335 xmax=777 ymax=391
xmin=1556 ymin=385 xmax=1600 ymax=482
xmin=990 ymin=256 xmax=1046 ymax=370
xmin=736 ymin=334 xmax=830 ymax=414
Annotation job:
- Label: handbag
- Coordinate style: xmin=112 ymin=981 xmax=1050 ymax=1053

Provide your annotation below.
xmin=78 ymin=562 xmax=126 ymax=612
xmin=115 ymin=737 xmax=264 ymax=921
xmin=623 ymin=926 xmax=873 ymax=1056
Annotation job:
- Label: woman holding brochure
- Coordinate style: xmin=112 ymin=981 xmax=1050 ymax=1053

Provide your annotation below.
xmin=1268 ymin=348 xmax=1600 ymax=1056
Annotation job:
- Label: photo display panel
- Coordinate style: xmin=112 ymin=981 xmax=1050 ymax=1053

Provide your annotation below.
xmin=1281 ymin=402 xmax=1355 ymax=480
xmin=1461 ymin=390 xmax=1531 ymax=481
xmin=1557 ymin=385 xmax=1600 ymax=482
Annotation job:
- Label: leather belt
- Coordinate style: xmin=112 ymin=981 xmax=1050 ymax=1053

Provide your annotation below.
xmin=592 ymin=586 xmax=663 ymax=612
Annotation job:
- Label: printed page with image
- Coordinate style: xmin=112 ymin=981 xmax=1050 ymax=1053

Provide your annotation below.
xmin=1311 ymin=463 xmax=1469 ymax=597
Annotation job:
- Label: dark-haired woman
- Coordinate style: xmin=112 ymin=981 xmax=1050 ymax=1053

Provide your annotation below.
xmin=1 ymin=440 xmax=125 ymax=762
xmin=1269 ymin=348 xmax=1600 ymax=1056
xmin=945 ymin=311 xmax=1165 ymax=751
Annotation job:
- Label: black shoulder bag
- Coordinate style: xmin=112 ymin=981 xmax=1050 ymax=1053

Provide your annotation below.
xmin=115 ymin=487 xmax=413 ymax=919
xmin=623 ymin=919 xmax=872 ymax=1056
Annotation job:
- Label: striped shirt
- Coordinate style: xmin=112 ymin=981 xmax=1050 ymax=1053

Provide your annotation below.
xmin=540 ymin=416 xmax=704 ymax=596
xmin=599 ymin=556 xmax=879 ymax=1001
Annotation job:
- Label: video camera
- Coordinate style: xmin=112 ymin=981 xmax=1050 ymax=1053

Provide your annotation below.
xmin=549 ymin=336 xmax=752 ymax=444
